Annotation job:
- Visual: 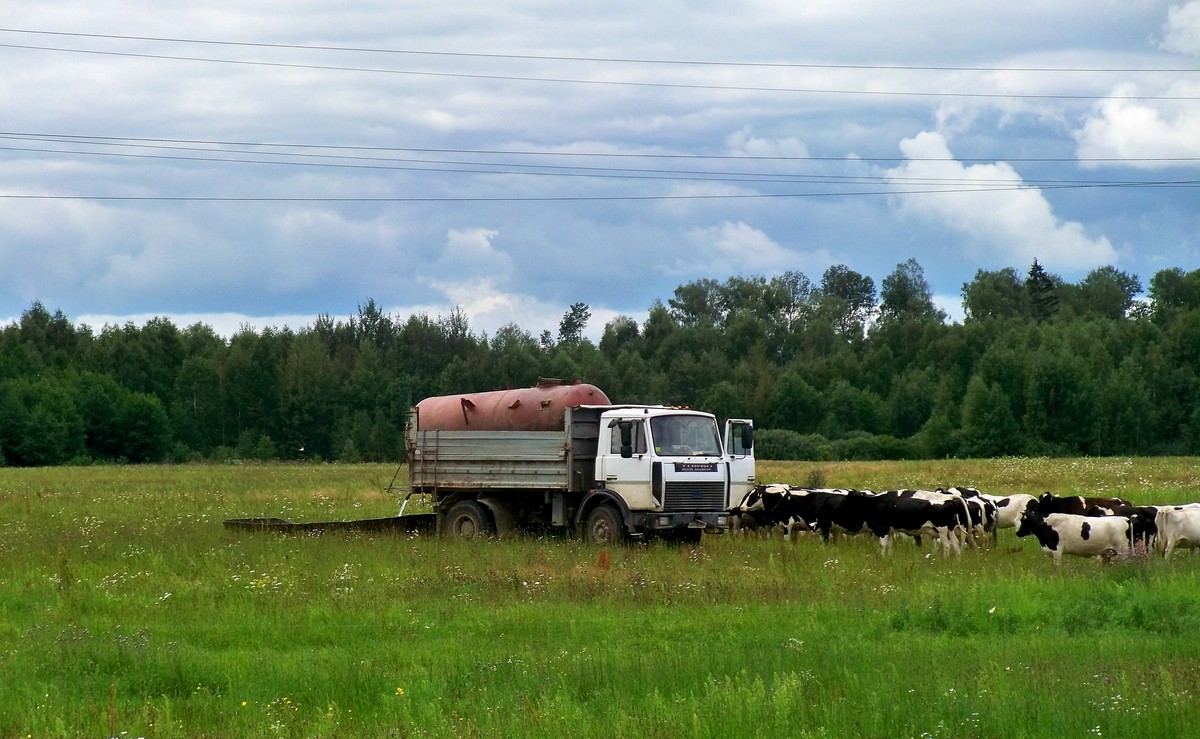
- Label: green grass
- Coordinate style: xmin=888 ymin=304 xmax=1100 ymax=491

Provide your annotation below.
xmin=2 ymin=460 xmax=1200 ymax=736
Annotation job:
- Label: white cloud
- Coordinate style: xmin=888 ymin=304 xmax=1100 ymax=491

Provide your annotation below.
xmin=932 ymin=293 xmax=965 ymax=324
xmin=662 ymin=221 xmax=797 ymax=277
xmin=1074 ymin=82 xmax=1200 ymax=164
xmin=886 ymin=131 xmax=1117 ymax=272
xmin=431 ymin=228 xmax=513 ymax=281
xmin=72 ymin=311 xmax=322 ymax=337
xmin=404 ymin=277 xmax=628 ymax=342
xmin=1072 ymin=3 xmax=1200 ymax=166
xmin=725 ymin=127 xmax=810 ymax=159
xmin=1162 ymin=1 xmax=1200 ymax=56
xmin=418 ymin=229 xmax=622 ymax=341
xmin=2 ymin=2 xmax=1197 ymax=335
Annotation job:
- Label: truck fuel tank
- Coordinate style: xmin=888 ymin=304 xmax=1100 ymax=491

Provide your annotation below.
xmin=413 ymin=378 xmax=610 ymax=432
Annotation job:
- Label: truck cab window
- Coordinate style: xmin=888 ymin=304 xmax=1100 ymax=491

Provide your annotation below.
xmin=650 ymin=415 xmax=722 ymax=457
xmin=727 ymin=422 xmax=751 ymax=455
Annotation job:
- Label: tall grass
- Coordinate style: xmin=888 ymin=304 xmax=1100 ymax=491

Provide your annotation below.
xmin=1 ymin=460 xmax=1199 ymax=736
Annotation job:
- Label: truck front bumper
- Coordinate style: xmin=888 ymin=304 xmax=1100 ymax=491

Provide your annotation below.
xmin=634 ymin=512 xmax=731 ymax=533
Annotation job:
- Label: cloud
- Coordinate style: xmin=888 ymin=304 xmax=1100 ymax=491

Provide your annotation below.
xmin=725 ymin=127 xmax=810 ymax=159
xmin=1162 ymin=1 xmax=1200 ymax=56
xmin=1071 ymin=3 xmax=1200 ymax=166
xmin=3 ymin=2 xmax=1197 ymax=339
xmin=886 ymin=131 xmax=1117 ymax=272
xmin=417 ymin=276 xmax=628 ymax=341
xmin=660 ymin=221 xmax=807 ymax=277
xmin=1073 ymin=82 xmax=1200 ymax=165
xmin=429 ymin=228 xmax=512 ymax=280
xmin=71 ymin=310 xmax=322 ymax=337
xmin=418 ymin=228 xmax=627 ymax=340
xmin=932 ymin=293 xmax=965 ymax=324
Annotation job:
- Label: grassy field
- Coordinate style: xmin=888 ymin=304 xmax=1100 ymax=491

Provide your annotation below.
xmin=2 ymin=459 xmax=1200 ymax=737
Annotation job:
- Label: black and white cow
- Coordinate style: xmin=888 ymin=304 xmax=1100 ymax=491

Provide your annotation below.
xmin=1082 ymin=503 xmax=1159 ymax=548
xmin=1016 ymin=510 xmax=1132 ymax=564
xmin=732 ymin=484 xmax=794 ymax=536
xmin=943 ymin=487 xmax=998 ymax=545
xmin=1035 ymin=492 xmax=1132 ymax=516
xmin=867 ymin=492 xmax=969 ymax=557
xmin=896 ymin=489 xmax=974 ymax=548
xmin=809 ymin=489 xmax=880 ymax=542
xmin=980 ymin=493 xmax=1038 ymax=533
xmin=732 ymin=485 xmax=858 ymax=540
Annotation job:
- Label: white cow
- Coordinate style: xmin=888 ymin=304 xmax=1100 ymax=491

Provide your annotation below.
xmin=980 ymin=493 xmax=1038 ymax=532
xmin=1158 ymin=506 xmax=1200 ymax=558
xmin=1016 ymin=511 xmax=1131 ymax=565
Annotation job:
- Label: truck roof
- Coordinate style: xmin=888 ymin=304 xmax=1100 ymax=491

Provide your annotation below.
xmin=578 ymin=404 xmax=715 ymax=417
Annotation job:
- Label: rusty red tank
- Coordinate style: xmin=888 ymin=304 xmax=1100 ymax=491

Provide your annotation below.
xmin=414 ymin=378 xmax=611 ymax=432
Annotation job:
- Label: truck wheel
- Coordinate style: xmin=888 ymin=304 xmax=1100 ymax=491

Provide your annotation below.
xmin=443 ymin=501 xmax=493 ymax=540
xmin=584 ymin=505 xmax=625 ymax=546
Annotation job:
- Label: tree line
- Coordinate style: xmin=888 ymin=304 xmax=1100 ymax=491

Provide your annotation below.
xmin=3 ymin=258 xmax=1200 ymax=466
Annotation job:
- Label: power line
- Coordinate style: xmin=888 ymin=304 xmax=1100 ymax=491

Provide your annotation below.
xmin=2 ymin=131 xmax=1195 ymax=195
xmin=3 ymin=142 xmax=1191 ymax=190
xmin=2 ymin=41 xmax=1195 ymax=101
xmin=3 ymin=28 xmax=1197 ymax=74
xmin=3 ymin=180 xmax=1196 ymax=204
xmin=2 ymin=132 xmax=1196 ymax=166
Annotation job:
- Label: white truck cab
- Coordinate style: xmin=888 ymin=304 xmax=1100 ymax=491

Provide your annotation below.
xmin=588 ymin=406 xmax=755 ymax=539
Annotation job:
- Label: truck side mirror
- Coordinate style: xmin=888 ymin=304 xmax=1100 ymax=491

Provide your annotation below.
xmin=741 ymin=424 xmax=754 ymax=451
xmin=618 ymin=421 xmax=634 ymax=458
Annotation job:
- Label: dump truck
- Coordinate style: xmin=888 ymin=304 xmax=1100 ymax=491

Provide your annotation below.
xmin=407 ymin=378 xmax=756 ymax=544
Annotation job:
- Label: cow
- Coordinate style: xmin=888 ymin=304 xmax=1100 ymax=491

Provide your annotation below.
xmin=867 ymin=492 xmax=968 ymax=557
xmin=1015 ymin=510 xmax=1132 ymax=565
xmin=943 ymin=487 xmax=999 ymax=545
xmin=1158 ymin=506 xmax=1200 ymax=558
xmin=1082 ymin=504 xmax=1159 ymax=549
xmin=809 ymin=489 xmax=879 ymax=542
xmin=980 ymin=493 xmax=1038 ymax=533
xmin=1035 ymin=492 xmax=1132 ymax=516
xmin=898 ymin=488 xmax=974 ymax=548
xmin=731 ymin=484 xmax=796 ymax=537
xmin=732 ymin=485 xmax=857 ymax=540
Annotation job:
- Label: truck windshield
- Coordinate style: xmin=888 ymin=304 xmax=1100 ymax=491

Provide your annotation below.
xmin=650 ymin=415 xmax=722 ymax=457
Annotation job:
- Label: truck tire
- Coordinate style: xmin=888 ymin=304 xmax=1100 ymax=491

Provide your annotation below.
xmin=443 ymin=501 xmax=494 ymax=540
xmin=584 ymin=504 xmax=625 ymax=546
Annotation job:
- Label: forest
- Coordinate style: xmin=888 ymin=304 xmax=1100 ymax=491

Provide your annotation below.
xmin=3 ymin=258 xmax=1200 ymax=466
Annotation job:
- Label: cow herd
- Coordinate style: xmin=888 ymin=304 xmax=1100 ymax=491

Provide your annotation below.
xmin=730 ymin=484 xmax=1200 ymax=564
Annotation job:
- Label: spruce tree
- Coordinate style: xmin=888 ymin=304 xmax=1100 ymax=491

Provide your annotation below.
xmin=1025 ymin=259 xmax=1059 ymax=322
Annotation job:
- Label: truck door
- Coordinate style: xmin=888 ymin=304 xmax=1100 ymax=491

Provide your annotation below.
xmin=597 ymin=419 xmax=655 ymax=510
xmin=724 ymin=419 xmax=756 ymax=509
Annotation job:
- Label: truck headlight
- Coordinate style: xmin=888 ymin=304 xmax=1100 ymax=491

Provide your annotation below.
xmin=657 ymin=516 xmax=671 ymax=527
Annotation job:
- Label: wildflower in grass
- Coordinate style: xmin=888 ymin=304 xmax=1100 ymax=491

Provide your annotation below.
xmin=396 ymin=687 xmax=405 ymax=696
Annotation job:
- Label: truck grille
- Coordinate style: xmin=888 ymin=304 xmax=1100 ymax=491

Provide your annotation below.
xmin=663 ymin=481 xmax=727 ymax=512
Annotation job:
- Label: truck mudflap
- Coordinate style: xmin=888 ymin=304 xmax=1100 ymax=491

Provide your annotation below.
xmin=633 ymin=511 xmax=732 ymax=533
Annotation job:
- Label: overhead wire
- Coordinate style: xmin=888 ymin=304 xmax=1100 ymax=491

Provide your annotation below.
xmin=0 ymin=132 xmax=1196 ymax=202
xmin=1 ymin=29 xmax=1197 ymax=202
xmin=0 ymin=28 xmax=1197 ymax=101
xmin=4 ymin=28 xmax=1199 ymax=73
xmin=2 ymin=132 xmax=1198 ymax=166
xmin=1 ymin=140 xmax=1194 ymax=190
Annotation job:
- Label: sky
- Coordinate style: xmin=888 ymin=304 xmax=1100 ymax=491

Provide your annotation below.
xmin=2 ymin=2 xmax=1199 ymax=342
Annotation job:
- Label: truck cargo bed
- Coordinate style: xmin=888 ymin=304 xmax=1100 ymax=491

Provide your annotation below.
xmin=409 ymin=429 xmax=572 ymax=491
